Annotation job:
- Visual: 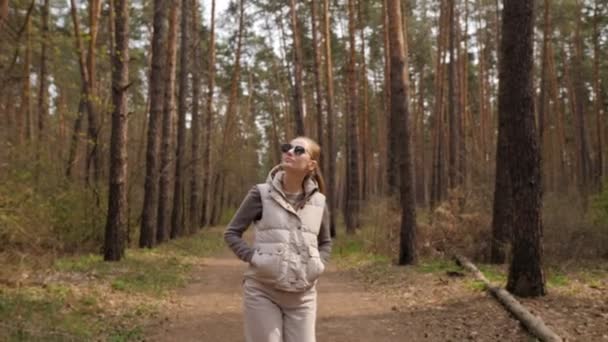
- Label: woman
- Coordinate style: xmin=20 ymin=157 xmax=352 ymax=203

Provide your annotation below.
xmin=224 ymin=136 xmax=332 ymax=342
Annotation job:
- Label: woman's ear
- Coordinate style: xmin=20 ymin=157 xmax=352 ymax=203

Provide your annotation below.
xmin=309 ymin=160 xmax=318 ymax=172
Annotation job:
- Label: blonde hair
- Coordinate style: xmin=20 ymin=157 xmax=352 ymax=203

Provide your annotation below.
xmin=293 ymin=136 xmax=326 ymax=194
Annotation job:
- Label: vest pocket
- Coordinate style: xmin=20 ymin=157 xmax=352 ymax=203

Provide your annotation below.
xmin=251 ymin=244 xmax=287 ymax=281
xmin=305 ymin=246 xmax=325 ymax=283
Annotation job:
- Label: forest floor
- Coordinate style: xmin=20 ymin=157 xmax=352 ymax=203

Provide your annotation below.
xmin=1 ymin=227 xmax=607 ymax=341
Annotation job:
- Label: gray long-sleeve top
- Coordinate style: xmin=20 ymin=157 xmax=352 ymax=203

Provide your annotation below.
xmin=224 ymin=186 xmax=332 ymax=264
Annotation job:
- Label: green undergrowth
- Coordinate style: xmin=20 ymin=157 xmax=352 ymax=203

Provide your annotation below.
xmin=333 ymin=234 xmax=390 ymax=268
xmin=0 ymin=228 xmax=225 ymax=341
xmin=460 ymin=262 xmax=608 ymax=293
xmin=331 ymin=226 xmax=607 ymax=296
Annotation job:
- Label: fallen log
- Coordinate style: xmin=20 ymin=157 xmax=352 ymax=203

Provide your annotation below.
xmin=454 ymin=255 xmax=563 ymax=342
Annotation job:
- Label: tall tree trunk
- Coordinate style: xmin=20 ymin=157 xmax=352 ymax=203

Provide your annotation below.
xmin=358 ymin=0 xmax=370 ymax=202
xmin=345 ymin=0 xmax=360 ymax=233
xmin=189 ymin=0 xmax=202 ymax=231
xmin=381 ymin=0 xmax=391 ymax=196
xmin=447 ymin=0 xmax=460 ymax=190
xmin=322 ymin=0 xmax=337 ymax=237
xmin=572 ymin=8 xmax=592 ymax=203
xmin=85 ymin=0 xmax=103 ymax=184
xmin=18 ymin=15 xmax=32 ymax=143
xmin=547 ymin=42 xmax=567 ymax=188
xmin=208 ymin=173 xmax=221 ymax=226
xmin=388 ymin=0 xmax=417 ymax=265
xmin=289 ymin=0 xmax=305 ymax=136
xmin=0 ymin=0 xmax=7 ymax=23
xmin=211 ymin=0 xmax=244 ymax=226
xmin=219 ymin=0 xmax=244 ymax=168
xmin=310 ymin=0 xmax=324 ymax=173
xmin=538 ymin=0 xmax=550 ymax=190
xmin=37 ymin=0 xmax=49 ymax=146
xmin=476 ymin=0 xmax=488 ymax=175
xmin=592 ymin=0 xmax=603 ymax=188
xmin=67 ymin=0 xmax=94 ymax=179
xmin=171 ymin=0 xmax=189 ymax=238
xmin=104 ymin=0 xmax=129 ymax=261
xmin=431 ymin=1 xmax=448 ymax=208
xmin=201 ymin=0 xmax=216 ymax=227
xmin=140 ymin=0 xmax=168 ymax=248
xmin=414 ymin=71 xmax=427 ymax=206
xmin=216 ymin=173 xmax=227 ymax=225
xmin=458 ymin=2 xmax=467 ymax=190
xmin=157 ymin=1 xmax=179 ymax=244
xmin=490 ymin=104 xmax=512 ymax=264
xmin=386 ymin=0 xmax=399 ymax=196
xmin=66 ymin=99 xmax=86 ymax=178
xmin=221 ymin=0 xmax=244 ymax=152
xmin=489 ymin=0 xmax=514 ymax=265
xmin=501 ymin=0 xmax=546 ymax=297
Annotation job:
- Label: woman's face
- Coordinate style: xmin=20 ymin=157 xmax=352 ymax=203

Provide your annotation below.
xmin=280 ymin=138 xmax=316 ymax=174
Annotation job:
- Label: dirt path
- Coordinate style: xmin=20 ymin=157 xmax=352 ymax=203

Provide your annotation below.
xmin=146 ymin=248 xmax=531 ymax=342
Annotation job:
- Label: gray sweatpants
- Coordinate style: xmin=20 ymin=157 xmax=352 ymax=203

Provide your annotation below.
xmin=243 ymin=278 xmax=317 ymax=342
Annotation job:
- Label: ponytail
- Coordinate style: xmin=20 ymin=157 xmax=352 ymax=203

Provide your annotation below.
xmin=312 ymin=166 xmax=326 ymax=195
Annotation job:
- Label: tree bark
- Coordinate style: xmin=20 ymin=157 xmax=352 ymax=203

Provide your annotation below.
xmin=66 ymin=99 xmax=86 ymax=178
xmin=189 ymin=0 xmax=202 ymax=232
xmin=104 ymin=0 xmax=129 ymax=261
xmin=431 ymin=1 xmax=448 ymax=208
xmin=140 ymin=0 xmax=168 ymax=248
xmin=476 ymin=0 xmax=488 ymax=175
xmin=490 ymin=102 xmax=511 ymax=264
xmin=18 ymin=15 xmax=32 ymax=143
xmin=500 ymin=0 xmax=546 ymax=297
xmin=388 ymin=0 xmax=417 ymax=264
xmin=310 ymin=0 xmax=324 ymax=173
xmin=322 ymin=0 xmax=337 ymax=237
xmin=157 ymin=1 xmax=179 ymax=244
xmin=358 ymin=0 xmax=370 ymax=201
xmin=381 ymin=0 xmax=391 ymax=196
xmin=571 ymin=8 xmax=592 ymax=202
xmin=0 ymin=0 xmax=7 ymax=24
xmin=386 ymin=0 xmax=400 ymax=196
xmin=289 ymin=0 xmax=305 ymax=136
xmin=66 ymin=0 xmax=99 ymax=182
xmin=201 ymin=0 xmax=216 ymax=227
xmin=538 ymin=0 xmax=551 ymax=190
xmin=547 ymin=42 xmax=567 ymax=188
xmin=171 ymin=0 xmax=189 ymax=238
xmin=592 ymin=0 xmax=603 ymax=188
xmin=37 ymin=0 xmax=50 ymax=145
xmin=85 ymin=0 xmax=104 ymax=184
xmin=447 ymin=0 xmax=459 ymax=190
xmin=458 ymin=3 xmax=467 ymax=190
xmin=345 ymin=0 xmax=360 ymax=233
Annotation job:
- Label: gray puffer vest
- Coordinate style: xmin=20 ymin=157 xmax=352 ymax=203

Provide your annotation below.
xmin=244 ymin=169 xmax=326 ymax=292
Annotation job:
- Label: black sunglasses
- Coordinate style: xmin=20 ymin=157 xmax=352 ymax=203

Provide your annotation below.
xmin=281 ymin=143 xmax=307 ymax=156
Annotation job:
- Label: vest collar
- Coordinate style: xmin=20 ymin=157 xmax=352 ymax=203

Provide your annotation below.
xmin=265 ymin=165 xmax=319 ymax=215
xmin=266 ymin=165 xmax=318 ymax=199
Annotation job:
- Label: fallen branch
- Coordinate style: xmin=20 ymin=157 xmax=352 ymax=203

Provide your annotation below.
xmin=454 ymin=255 xmax=562 ymax=342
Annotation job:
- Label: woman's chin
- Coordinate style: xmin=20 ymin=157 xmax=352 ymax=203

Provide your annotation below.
xmin=281 ymin=163 xmax=305 ymax=174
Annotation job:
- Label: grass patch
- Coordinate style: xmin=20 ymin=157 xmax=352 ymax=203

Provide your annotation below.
xmin=0 ymin=286 xmax=98 ymax=341
xmin=417 ymin=258 xmax=462 ymax=274
xmin=333 ymin=234 xmax=390 ymax=269
xmin=1 ymin=228 xmax=225 ymax=341
xmin=465 ymin=279 xmax=487 ymax=292
xmin=477 ymin=264 xmax=507 ymax=284
xmin=547 ymin=270 xmax=569 ymax=287
xmin=53 ymin=229 xmax=225 ymax=296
